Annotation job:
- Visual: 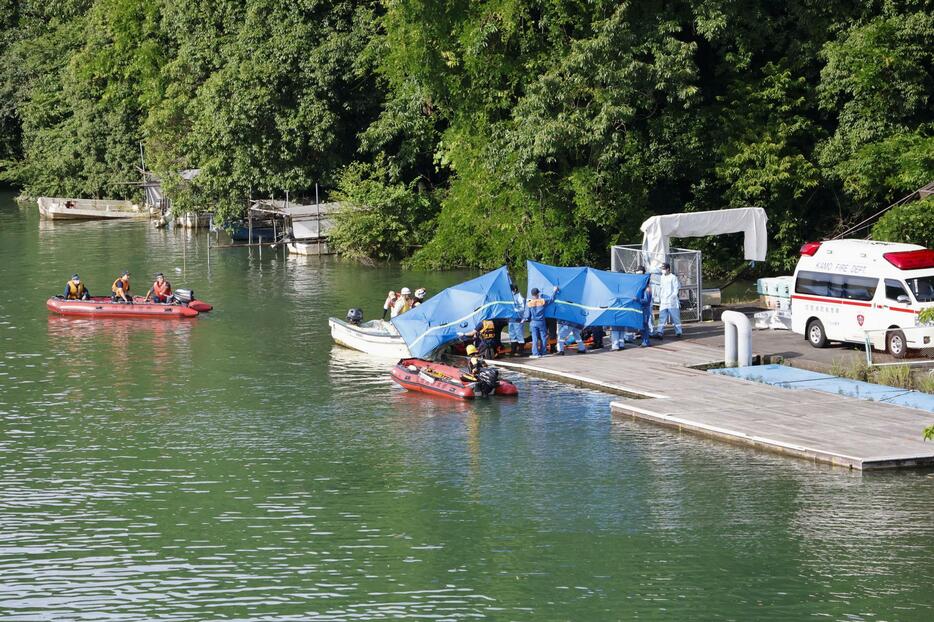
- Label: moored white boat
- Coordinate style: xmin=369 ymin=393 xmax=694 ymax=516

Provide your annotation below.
xmin=38 ymin=197 xmax=147 ymax=220
xmin=328 ymin=317 xmax=411 ymax=358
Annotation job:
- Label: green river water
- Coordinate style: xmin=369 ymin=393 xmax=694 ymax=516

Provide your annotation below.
xmin=1 ymin=191 xmax=933 ymax=621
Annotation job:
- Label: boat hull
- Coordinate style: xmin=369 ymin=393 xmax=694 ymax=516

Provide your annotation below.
xmin=329 ymin=318 xmax=411 ymax=358
xmin=37 ymin=197 xmax=146 ymax=220
xmin=287 ymin=240 xmax=331 ymax=256
xmin=40 ymin=209 xmax=147 ymax=220
xmin=47 ymin=297 xmax=200 ymax=319
xmin=390 ymin=358 xmax=518 ymax=400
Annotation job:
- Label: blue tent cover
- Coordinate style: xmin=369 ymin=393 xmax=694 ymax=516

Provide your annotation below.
xmin=391 ymin=266 xmax=519 ymax=359
xmin=526 ymin=261 xmax=648 ymax=329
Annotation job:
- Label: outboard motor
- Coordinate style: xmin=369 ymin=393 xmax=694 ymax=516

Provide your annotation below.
xmin=346 ymin=308 xmax=364 ymax=326
xmin=474 ymin=367 xmax=500 ymax=397
xmin=173 ymin=288 xmax=195 ymax=304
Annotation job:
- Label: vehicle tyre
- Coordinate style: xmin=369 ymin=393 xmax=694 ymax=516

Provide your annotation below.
xmin=886 ymin=329 xmax=908 ymax=359
xmin=806 ymin=319 xmax=828 ymax=348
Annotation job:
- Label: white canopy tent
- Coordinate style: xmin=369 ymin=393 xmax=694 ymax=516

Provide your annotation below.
xmin=640 ymin=207 xmax=768 ymax=267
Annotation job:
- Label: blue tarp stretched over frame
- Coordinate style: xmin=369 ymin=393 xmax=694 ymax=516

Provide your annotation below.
xmin=392 ymin=266 xmax=519 ymax=359
xmin=526 ymin=261 xmax=648 ymax=329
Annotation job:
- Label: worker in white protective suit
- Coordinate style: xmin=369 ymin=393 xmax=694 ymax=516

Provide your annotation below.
xmin=654 ymin=263 xmax=682 ymax=338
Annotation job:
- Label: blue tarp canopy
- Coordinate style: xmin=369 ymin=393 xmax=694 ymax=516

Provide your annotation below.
xmin=526 ymin=261 xmax=648 ymax=329
xmin=392 ymin=266 xmax=519 ymax=359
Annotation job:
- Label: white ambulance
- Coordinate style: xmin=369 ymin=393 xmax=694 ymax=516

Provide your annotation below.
xmin=791 ymin=239 xmax=934 ymax=358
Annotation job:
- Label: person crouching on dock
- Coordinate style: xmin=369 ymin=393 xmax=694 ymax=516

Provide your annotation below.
xmin=145 ymin=273 xmax=172 ymax=303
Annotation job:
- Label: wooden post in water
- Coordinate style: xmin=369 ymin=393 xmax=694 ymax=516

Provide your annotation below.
xmin=316 ymin=183 xmax=321 ymax=256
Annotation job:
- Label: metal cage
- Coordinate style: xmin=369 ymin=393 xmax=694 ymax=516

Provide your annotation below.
xmin=610 ymin=245 xmax=703 ymax=322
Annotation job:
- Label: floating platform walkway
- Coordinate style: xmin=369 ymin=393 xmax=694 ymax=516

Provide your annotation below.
xmin=491 ymin=340 xmax=934 ymax=470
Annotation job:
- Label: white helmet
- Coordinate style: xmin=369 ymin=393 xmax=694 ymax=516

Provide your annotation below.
xmin=400 ymin=287 xmax=412 ymax=295
xmin=415 ymin=288 xmax=426 ymax=298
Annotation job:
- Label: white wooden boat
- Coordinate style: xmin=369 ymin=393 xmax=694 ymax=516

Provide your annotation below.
xmin=328 ymin=317 xmax=411 ymax=358
xmin=37 ymin=197 xmax=147 ymax=220
xmin=288 ymin=240 xmax=330 ymax=255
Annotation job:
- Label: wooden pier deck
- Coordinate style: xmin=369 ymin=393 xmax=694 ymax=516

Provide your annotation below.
xmin=491 ymin=340 xmax=934 ymax=470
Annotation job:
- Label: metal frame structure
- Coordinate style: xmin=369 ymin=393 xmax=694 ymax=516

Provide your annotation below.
xmin=610 ymin=244 xmax=703 ymax=322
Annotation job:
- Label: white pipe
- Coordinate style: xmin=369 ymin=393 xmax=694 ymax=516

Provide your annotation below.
xmin=722 ymin=310 xmax=752 ymax=367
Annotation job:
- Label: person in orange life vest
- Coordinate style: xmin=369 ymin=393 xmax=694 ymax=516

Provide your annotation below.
xmin=63 ymin=274 xmax=90 ymax=300
xmin=111 ymin=271 xmax=131 ymax=303
xmin=146 ymin=273 xmax=172 ymax=303
xmin=473 ymin=318 xmax=500 ymax=359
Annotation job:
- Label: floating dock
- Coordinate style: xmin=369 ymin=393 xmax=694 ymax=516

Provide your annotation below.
xmin=491 ymin=338 xmax=934 ymax=470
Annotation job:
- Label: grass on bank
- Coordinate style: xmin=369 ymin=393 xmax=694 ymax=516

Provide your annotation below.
xmin=830 ymin=358 xmax=934 ymax=394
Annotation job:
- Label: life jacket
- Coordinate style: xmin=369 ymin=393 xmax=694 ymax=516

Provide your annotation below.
xmin=112 ymin=276 xmax=130 ymax=294
xmin=479 ymin=320 xmax=497 ymax=340
xmin=468 ymin=356 xmax=485 ymax=375
xmin=152 ymin=280 xmax=171 ymax=297
xmin=66 ymin=281 xmax=86 ymax=299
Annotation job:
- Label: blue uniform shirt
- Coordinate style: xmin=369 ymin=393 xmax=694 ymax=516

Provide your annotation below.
xmin=524 ymin=295 xmax=550 ymax=322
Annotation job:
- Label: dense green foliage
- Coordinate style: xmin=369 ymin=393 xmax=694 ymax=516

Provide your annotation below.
xmin=1 ymin=1 xmax=933 ymax=270
xmin=329 ymin=159 xmax=437 ymax=261
xmin=871 ymin=196 xmax=934 ymax=248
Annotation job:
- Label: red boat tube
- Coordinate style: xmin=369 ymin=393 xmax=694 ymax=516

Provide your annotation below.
xmin=187 ymin=300 xmax=213 ymax=312
xmin=390 ymin=358 xmax=518 ymax=400
xmin=47 ymin=296 xmax=199 ymax=319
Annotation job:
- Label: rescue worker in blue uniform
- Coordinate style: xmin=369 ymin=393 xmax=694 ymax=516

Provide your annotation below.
xmin=639 ymin=274 xmax=653 ymax=347
xmin=507 ymin=284 xmax=526 ymax=356
xmin=522 ymin=286 xmax=559 ymax=359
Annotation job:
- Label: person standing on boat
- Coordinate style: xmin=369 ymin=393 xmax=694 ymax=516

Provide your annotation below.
xmin=391 ymin=287 xmax=413 ymax=318
xmin=654 ymin=262 xmax=682 ymax=338
xmin=508 ymin=284 xmax=525 ymax=356
xmin=63 ymin=274 xmax=90 ymax=300
xmin=382 ymin=291 xmax=397 ymax=320
xmin=111 ymin=271 xmax=131 ymax=303
xmin=523 ymin=286 xmax=558 ymax=359
xmin=145 ymin=273 xmax=172 ymax=303
xmin=413 ymin=288 xmax=427 ymax=307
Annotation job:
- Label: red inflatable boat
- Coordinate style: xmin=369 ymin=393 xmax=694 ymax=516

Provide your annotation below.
xmin=47 ymin=295 xmax=212 ymax=319
xmin=390 ymin=358 xmax=519 ymax=400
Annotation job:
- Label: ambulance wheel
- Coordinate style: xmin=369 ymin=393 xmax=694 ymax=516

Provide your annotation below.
xmin=806 ymin=319 xmax=828 ymax=348
xmin=886 ymin=329 xmax=908 ymax=359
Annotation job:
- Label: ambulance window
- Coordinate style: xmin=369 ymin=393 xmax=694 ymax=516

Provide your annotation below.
xmin=885 ymin=279 xmax=909 ymax=301
xmin=841 ymin=275 xmax=877 ymax=301
xmin=795 ymin=271 xmax=832 ymax=296
xmin=906 ymin=276 xmax=934 ymax=303
xmin=796 ymin=271 xmax=877 ymax=300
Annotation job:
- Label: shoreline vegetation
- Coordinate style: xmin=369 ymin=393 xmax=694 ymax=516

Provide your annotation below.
xmin=1 ymin=2 xmax=932 ymax=273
